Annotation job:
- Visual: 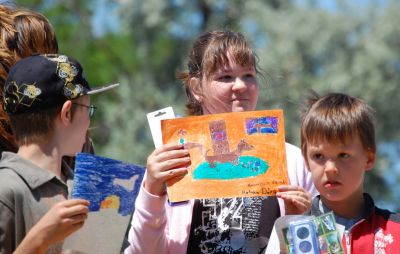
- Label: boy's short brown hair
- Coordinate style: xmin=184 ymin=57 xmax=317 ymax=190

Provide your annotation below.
xmin=10 ymin=105 xmax=62 ymax=146
xmin=300 ymin=92 xmax=376 ymax=160
xmin=9 ymin=103 xmax=82 ymax=146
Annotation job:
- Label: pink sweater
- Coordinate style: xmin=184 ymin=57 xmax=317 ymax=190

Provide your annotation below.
xmin=125 ymin=143 xmax=318 ymax=254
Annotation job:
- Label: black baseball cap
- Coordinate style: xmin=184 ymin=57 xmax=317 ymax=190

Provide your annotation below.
xmin=4 ymin=54 xmax=119 ymax=115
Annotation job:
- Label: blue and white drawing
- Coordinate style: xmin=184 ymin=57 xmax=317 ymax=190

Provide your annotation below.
xmin=64 ymin=153 xmax=145 ymax=254
xmin=71 ymin=153 xmax=144 ymax=216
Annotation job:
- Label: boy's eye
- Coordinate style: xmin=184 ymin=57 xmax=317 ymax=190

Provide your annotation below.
xmin=217 ymin=75 xmax=233 ymax=82
xmin=339 ymin=153 xmax=350 ymax=159
xmin=243 ymin=73 xmax=255 ymax=79
xmin=311 ymin=153 xmax=324 ymax=161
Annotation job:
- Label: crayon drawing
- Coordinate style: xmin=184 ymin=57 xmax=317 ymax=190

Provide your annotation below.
xmin=63 ymin=153 xmax=145 ymax=254
xmin=161 ymin=109 xmax=289 ymax=202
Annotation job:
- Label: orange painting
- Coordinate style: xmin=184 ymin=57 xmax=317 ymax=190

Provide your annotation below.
xmin=161 ymin=109 xmax=289 ymax=202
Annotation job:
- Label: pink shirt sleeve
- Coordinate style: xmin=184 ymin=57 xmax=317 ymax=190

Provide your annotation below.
xmin=124 ymin=181 xmax=169 ymax=254
xmin=125 ymin=178 xmax=194 ymax=254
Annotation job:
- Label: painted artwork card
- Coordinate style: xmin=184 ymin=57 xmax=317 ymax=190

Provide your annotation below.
xmin=161 ymin=109 xmax=289 ymax=202
xmin=63 ymin=153 xmax=145 ymax=254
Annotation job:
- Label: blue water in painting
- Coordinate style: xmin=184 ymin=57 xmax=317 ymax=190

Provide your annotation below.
xmin=71 ymin=153 xmax=145 ymax=216
xmin=193 ymin=156 xmax=269 ymax=180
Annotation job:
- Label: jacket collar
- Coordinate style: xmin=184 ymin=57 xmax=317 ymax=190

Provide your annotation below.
xmin=0 ymin=151 xmax=72 ymax=189
xmin=310 ymin=193 xmax=376 ymax=220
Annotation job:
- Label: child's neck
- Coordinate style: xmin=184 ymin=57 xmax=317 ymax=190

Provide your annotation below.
xmin=17 ymin=143 xmax=63 ymax=179
xmin=321 ymin=192 xmax=365 ymax=219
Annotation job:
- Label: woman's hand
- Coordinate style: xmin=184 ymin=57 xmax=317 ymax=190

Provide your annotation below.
xmin=276 ymin=185 xmax=311 ymax=215
xmin=144 ymin=143 xmax=191 ymax=196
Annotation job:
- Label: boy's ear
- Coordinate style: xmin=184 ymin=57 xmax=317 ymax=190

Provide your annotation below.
xmin=60 ymin=100 xmax=73 ymax=125
xmin=365 ymin=149 xmax=376 ymax=171
xmin=189 ymin=77 xmax=203 ymax=102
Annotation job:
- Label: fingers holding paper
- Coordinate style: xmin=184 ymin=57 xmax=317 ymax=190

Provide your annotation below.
xmin=15 ymin=199 xmax=89 ymax=253
xmin=276 ymin=185 xmax=312 ymax=215
xmin=145 ymin=142 xmax=191 ymax=196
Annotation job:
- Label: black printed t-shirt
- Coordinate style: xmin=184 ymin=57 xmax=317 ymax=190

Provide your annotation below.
xmin=187 ymin=196 xmax=280 ymax=254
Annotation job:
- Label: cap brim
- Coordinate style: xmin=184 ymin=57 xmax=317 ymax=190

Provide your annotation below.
xmin=87 ymin=83 xmax=119 ymax=95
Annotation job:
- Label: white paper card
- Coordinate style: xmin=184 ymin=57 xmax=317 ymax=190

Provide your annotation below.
xmin=147 ymin=107 xmax=175 ymax=148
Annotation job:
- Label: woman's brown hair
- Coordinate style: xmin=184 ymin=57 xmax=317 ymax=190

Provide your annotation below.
xmin=0 ymin=5 xmax=58 ymax=151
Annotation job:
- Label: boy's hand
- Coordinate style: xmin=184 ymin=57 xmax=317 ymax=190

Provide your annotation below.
xmin=15 ymin=199 xmax=89 ymax=254
xmin=38 ymin=199 xmax=89 ymax=245
xmin=145 ymin=143 xmax=190 ymax=196
xmin=276 ymin=185 xmax=311 ymax=215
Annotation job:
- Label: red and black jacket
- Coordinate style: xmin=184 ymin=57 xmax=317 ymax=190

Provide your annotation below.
xmin=310 ymin=194 xmax=400 ymax=254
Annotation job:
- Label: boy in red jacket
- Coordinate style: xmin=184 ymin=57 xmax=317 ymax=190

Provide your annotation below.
xmin=299 ymin=92 xmax=400 ymax=253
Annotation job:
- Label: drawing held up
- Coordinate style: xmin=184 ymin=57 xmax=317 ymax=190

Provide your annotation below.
xmin=161 ymin=109 xmax=289 ymax=202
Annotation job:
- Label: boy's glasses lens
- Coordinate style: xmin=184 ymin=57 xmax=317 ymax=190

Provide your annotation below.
xmin=72 ymin=103 xmax=97 ymax=118
xmin=88 ymin=105 xmax=97 ymax=118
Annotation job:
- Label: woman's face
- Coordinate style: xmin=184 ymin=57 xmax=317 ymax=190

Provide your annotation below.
xmin=198 ymin=54 xmax=259 ymax=115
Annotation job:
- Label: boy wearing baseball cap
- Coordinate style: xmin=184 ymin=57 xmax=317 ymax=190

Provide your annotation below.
xmin=0 ymin=54 xmax=118 ymax=254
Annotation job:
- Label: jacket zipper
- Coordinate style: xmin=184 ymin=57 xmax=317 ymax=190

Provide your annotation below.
xmin=344 ymin=218 xmax=367 ymax=254
xmin=344 ymin=230 xmax=351 ymax=254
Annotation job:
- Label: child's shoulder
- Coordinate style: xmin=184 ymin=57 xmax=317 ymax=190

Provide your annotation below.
xmin=0 ymin=153 xmax=25 ymax=176
xmin=0 ymin=152 xmax=41 ymax=202
xmin=363 ymin=194 xmax=399 ymax=222
xmin=374 ymin=206 xmax=400 ymax=223
xmin=0 ymin=154 xmax=24 ymax=186
xmin=0 ymin=166 xmax=27 ymax=208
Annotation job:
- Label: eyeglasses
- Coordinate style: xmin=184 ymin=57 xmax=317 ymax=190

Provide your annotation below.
xmin=72 ymin=102 xmax=97 ymax=118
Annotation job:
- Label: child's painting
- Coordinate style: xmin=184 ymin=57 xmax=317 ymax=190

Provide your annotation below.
xmin=63 ymin=153 xmax=145 ymax=254
xmin=161 ymin=109 xmax=289 ymax=202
